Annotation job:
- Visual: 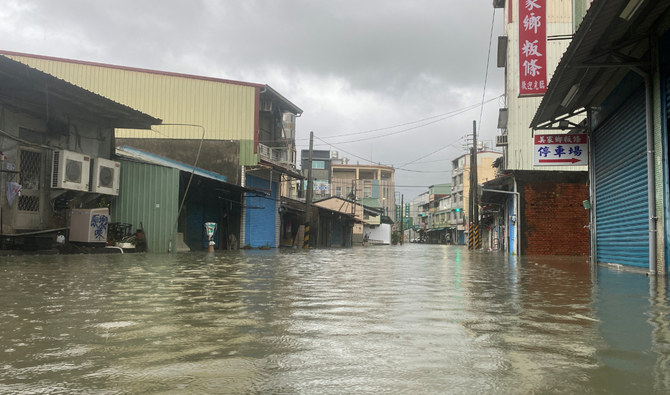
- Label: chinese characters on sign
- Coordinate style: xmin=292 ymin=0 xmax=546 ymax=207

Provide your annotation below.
xmin=534 ymin=134 xmax=588 ymax=166
xmin=519 ymin=0 xmax=547 ymax=96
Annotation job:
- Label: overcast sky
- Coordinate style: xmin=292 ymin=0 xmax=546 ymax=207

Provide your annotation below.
xmin=1 ymin=0 xmax=504 ymax=199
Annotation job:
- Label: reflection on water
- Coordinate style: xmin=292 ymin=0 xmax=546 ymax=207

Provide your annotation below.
xmin=0 ymin=245 xmax=668 ymax=393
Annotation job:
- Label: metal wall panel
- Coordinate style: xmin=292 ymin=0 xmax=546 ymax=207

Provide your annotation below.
xmin=663 ymin=62 xmax=670 ymax=272
xmin=593 ymin=88 xmax=648 ymax=267
xmin=7 ymin=55 xmax=256 ymax=142
xmin=244 ymin=174 xmax=278 ymax=248
xmin=111 ymin=160 xmax=179 ymax=253
xmin=507 ymin=0 xmax=573 ymax=24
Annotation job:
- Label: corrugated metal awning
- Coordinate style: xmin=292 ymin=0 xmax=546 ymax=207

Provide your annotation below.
xmin=116 ymin=146 xmax=228 ymax=183
xmin=0 ymin=55 xmax=161 ymax=129
xmin=531 ymin=0 xmax=670 ymax=129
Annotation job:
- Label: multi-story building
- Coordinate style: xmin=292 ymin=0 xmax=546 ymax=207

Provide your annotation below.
xmin=451 ymin=151 xmax=502 ymax=244
xmin=484 ymin=1 xmax=593 ymax=255
xmin=427 ymin=193 xmax=453 ymax=244
xmin=330 ymin=163 xmax=395 ymax=217
xmin=300 ymin=149 xmax=333 ymax=200
xmin=406 ymin=192 xmax=430 ymax=242
xmin=494 ymin=0 xmax=588 ymax=173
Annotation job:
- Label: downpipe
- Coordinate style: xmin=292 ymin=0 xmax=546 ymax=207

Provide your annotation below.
xmin=644 ymin=72 xmax=657 ymax=276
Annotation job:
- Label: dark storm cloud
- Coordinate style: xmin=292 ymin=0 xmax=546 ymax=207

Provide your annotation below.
xmin=1 ymin=0 xmax=504 ymax=197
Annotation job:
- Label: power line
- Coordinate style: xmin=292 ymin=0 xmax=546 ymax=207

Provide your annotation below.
xmin=478 ymin=8 xmax=496 ymax=135
xmin=319 ymin=97 xmax=500 ymax=145
xmin=398 ymin=143 xmax=461 ymax=168
xmin=395 ymin=168 xmax=451 ymax=173
xmin=291 ymin=95 xmax=502 ymax=145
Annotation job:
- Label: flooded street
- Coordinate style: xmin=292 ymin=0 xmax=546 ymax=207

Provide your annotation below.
xmin=1 ymin=245 xmax=669 ymax=394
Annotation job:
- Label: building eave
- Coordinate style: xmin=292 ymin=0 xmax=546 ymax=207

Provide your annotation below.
xmin=531 ymin=0 xmax=670 ymax=129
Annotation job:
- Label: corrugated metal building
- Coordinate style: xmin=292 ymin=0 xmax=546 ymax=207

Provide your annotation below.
xmin=1 ymin=51 xmax=303 ymax=249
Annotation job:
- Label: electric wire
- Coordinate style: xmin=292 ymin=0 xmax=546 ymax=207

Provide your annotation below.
xmin=314 ymin=97 xmax=500 ymax=145
xmin=478 ymin=7 xmax=496 ymax=136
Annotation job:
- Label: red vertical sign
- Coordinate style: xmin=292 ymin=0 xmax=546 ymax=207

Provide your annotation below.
xmin=519 ymin=0 xmax=547 ymax=96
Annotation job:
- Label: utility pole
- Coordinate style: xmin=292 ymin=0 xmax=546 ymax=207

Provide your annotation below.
xmin=400 ymin=194 xmax=404 ymax=245
xmin=304 ymin=131 xmax=314 ymax=249
xmin=472 ymin=120 xmax=479 ymax=226
xmin=468 ymin=120 xmax=480 ymax=250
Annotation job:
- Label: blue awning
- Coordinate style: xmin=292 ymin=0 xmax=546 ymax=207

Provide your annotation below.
xmin=116 ymin=146 xmax=227 ymax=183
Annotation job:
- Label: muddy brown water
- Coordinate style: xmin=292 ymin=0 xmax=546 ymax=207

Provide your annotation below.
xmin=1 ymin=245 xmax=668 ymax=394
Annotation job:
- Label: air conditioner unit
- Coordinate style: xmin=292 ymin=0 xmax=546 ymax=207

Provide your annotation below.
xmin=91 ymin=157 xmax=120 ymax=195
xmin=51 ymin=149 xmax=91 ymax=192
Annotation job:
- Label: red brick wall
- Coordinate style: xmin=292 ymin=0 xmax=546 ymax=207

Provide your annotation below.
xmin=522 ymin=182 xmax=589 ymax=255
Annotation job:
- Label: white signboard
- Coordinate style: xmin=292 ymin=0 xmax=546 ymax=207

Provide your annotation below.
xmin=534 ymin=134 xmax=588 ymax=166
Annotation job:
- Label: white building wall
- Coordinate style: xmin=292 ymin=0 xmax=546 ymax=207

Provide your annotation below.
xmin=502 ymin=0 xmax=586 ymax=172
xmin=366 ymin=223 xmax=391 ymax=245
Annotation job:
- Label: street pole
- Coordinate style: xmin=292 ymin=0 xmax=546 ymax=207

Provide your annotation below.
xmin=468 ymin=120 xmax=480 ymax=250
xmin=400 ymin=194 xmax=404 ymax=245
xmin=472 ymin=120 xmax=479 ymax=226
xmin=304 ymin=131 xmax=314 ymax=249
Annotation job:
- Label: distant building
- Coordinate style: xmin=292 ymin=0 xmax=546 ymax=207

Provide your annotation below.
xmin=451 ymin=151 xmax=502 ymax=245
xmin=331 ymin=163 xmax=395 ymax=218
xmin=300 ymin=149 xmax=333 ymax=200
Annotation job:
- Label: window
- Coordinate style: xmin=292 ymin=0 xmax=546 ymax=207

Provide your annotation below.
xmin=336 ymin=186 xmax=342 ymax=196
xmin=312 ymin=160 xmax=325 ymax=169
xmin=363 ymin=181 xmax=372 ymax=198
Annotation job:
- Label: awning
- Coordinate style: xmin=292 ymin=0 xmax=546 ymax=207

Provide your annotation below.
xmin=531 ymin=0 xmax=670 ymax=129
xmin=258 ymin=159 xmax=304 ymax=180
xmin=116 ymin=145 xmax=229 ymax=183
xmin=480 ymin=173 xmax=515 ymax=205
xmin=0 ymin=55 xmax=161 ymax=129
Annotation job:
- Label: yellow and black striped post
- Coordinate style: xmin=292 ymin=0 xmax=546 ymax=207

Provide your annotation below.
xmin=468 ymin=224 xmax=474 ymax=250
xmin=303 ymin=223 xmax=310 ymax=249
xmin=474 ymin=224 xmax=481 ymax=250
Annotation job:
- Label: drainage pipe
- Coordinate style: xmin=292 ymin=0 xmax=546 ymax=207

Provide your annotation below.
xmin=644 ymin=70 xmax=657 ymax=275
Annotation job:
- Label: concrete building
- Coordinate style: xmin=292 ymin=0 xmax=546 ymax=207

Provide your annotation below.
xmin=494 ymin=0 xmax=588 ymax=173
xmin=300 ymin=149 xmax=333 ymax=200
xmin=330 ymin=163 xmax=395 ymax=218
xmin=2 ymin=51 xmax=303 ymax=249
xmin=486 ymin=0 xmax=593 ymax=255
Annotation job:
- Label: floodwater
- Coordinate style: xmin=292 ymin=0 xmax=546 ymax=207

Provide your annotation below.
xmin=0 ymin=245 xmax=668 ymax=394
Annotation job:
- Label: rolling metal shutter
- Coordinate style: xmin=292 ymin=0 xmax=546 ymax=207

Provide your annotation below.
xmin=593 ymin=88 xmax=648 ymax=267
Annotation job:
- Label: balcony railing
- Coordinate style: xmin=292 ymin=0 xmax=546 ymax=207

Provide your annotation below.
xmin=258 ymin=143 xmax=293 ymax=168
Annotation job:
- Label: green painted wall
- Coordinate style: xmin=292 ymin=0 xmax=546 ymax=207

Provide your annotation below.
xmin=111 ymin=160 xmax=180 ymax=253
xmin=239 ymin=140 xmax=259 ymax=166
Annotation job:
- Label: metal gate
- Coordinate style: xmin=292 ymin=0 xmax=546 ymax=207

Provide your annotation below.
xmin=593 ymin=87 xmax=648 ymax=267
xmin=14 ymin=147 xmax=45 ymax=230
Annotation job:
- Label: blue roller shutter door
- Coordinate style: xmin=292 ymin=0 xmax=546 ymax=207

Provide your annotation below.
xmin=593 ymin=88 xmax=649 ymax=267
